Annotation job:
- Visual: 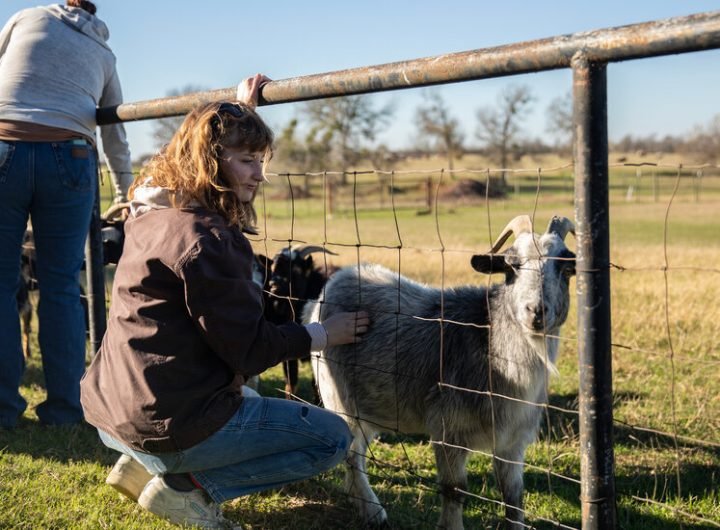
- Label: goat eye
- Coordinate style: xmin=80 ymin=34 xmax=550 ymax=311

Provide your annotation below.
xmin=511 ymin=258 xmax=528 ymax=271
xmin=505 ymin=253 xmax=520 ymax=266
xmin=561 ymin=261 xmax=576 ymax=278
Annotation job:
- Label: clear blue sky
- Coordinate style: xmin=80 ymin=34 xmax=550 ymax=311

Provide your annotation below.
xmin=2 ymin=1 xmax=719 ymax=160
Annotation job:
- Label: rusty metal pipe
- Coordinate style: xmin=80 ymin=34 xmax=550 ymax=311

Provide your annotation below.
xmin=573 ymin=53 xmax=617 ymax=530
xmin=97 ymin=10 xmax=720 ymax=125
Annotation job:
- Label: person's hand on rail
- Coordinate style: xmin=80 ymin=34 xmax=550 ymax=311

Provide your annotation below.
xmin=236 ymin=73 xmax=271 ymax=108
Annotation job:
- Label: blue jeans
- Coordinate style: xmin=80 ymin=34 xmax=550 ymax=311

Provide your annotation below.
xmin=0 ymin=139 xmax=96 ymax=427
xmin=98 ymin=395 xmax=352 ymax=502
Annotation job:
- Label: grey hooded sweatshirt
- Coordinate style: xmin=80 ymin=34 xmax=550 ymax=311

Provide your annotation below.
xmin=0 ymin=4 xmax=133 ymax=197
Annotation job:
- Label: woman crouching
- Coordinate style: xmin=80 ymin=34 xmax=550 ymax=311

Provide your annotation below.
xmin=81 ymin=75 xmax=369 ymax=528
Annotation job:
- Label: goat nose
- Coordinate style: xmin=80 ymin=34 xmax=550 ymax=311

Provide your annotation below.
xmin=526 ymin=303 xmax=550 ymax=315
xmin=526 ymin=304 xmax=548 ymax=330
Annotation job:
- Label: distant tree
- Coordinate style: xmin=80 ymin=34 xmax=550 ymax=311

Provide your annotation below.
xmin=686 ymin=113 xmax=720 ymax=163
xmin=413 ymin=90 xmax=464 ymax=174
xmin=545 ymin=91 xmax=573 ymax=153
xmin=270 ymin=118 xmax=334 ymax=196
xmin=301 ymin=95 xmax=394 ymax=184
xmin=657 ymin=134 xmax=682 ymax=154
xmin=272 ymin=119 xmax=308 ymax=171
xmin=613 ymin=134 xmax=635 ymax=154
xmin=363 ymin=144 xmax=400 ymax=171
xmin=151 ymin=84 xmax=208 ymax=149
xmin=475 ymin=85 xmax=535 ymax=187
xmin=302 ymin=124 xmax=335 ymax=172
xmin=611 ymin=133 xmax=684 ymax=155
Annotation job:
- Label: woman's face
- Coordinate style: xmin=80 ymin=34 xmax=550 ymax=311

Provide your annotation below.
xmin=218 ymin=147 xmax=265 ymax=202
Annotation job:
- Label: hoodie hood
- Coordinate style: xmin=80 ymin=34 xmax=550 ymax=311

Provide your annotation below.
xmin=130 ymin=178 xmax=202 ymax=218
xmin=129 ymin=179 xmax=175 ymax=218
xmin=41 ymin=4 xmax=110 ymax=50
xmin=130 ymin=178 xmax=257 ymax=234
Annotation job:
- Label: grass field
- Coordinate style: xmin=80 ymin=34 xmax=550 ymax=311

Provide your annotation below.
xmin=0 ymin=154 xmax=718 ymax=529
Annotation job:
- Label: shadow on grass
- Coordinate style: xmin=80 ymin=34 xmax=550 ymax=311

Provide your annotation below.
xmin=545 ymin=391 xmax=720 ymax=458
xmin=0 ymin=357 xmax=118 ymax=466
xmin=4 ymin=365 xmax=717 ymax=529
xmin=0 ymin=418 xmax=116 ymax=465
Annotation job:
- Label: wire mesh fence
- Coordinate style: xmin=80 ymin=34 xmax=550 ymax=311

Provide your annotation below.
xmin=236 ymin=159 xmax=720 ymax=528
xmin=78 ymin=9 xmax=720 ymax=528
xmin=16 ymin=157 xmax=712 ymax=527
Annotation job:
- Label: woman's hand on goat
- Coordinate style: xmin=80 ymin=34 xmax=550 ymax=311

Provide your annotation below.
xmin=236 ymin=73 xmax=271 ymax=108
xmin=323 ymin=311 xmax=370 ymax=347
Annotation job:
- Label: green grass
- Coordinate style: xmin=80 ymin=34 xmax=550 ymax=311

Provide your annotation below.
xmin=1 ymin=158 xmax=718 ymax=529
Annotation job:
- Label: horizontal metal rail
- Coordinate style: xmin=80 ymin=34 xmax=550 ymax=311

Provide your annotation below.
xmin=97 ymin=10 xmax=720 ymax=125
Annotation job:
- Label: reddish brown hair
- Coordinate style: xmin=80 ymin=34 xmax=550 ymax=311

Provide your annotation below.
xmin=132 ymin=102 xmax=274 ymax=230
xmin=66 ymin=0 xmax=97 ymax=15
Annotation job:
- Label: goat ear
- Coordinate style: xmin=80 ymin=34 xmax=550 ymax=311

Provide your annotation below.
xmin=561 ymin=250 xmax=577 ymax=277
xmin=255 ymin=254 xmax=271 ymax=269
xmin=471 ymin=254 xmax=509 ymax=275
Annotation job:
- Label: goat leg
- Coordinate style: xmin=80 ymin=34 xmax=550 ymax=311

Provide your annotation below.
xmin=17 ymin=283 xmax=32 ymax=359
xmin=21 ymin=307 xmax=32 ymax=359
xmin=282 ymin=360 xmax=299 ymax=398
xmin=433 ymin=442 xmax=468 ymax=530
xmin=345 ymin=425 xmax=388 ymax=526
xmin=493 ymin=443 xmax=526 ymax=530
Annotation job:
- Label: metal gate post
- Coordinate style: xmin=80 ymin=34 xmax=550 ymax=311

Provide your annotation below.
xmin=572 ymin=53 xmax=617 ymax=530
xmin=85 ymin=181 xmax=106 ymax=354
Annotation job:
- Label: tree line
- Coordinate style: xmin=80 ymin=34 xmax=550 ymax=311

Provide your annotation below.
xmin=149 ymin=85 xmax=720 ymax=185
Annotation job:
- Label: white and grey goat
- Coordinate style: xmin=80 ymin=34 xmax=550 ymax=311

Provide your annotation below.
xmin=305 ymin=215 xmax=576 ymax=530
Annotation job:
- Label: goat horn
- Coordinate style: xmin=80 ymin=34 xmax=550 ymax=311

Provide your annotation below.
xmin=295 ymin=245 xmax=339 ymax=258
xmin=489 ymin=215 xmax=534 ymax=253
xmin=102 ymin=202 xmax=131 ymax=221
xmin=545 ymin=216 xmax=576 ymax=241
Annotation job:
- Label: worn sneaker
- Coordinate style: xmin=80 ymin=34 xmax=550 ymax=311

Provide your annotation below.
xmin=138 ymin=476 xmax=239 ymax=529
xmin=106 ymin=454 xmax=153 ymax=501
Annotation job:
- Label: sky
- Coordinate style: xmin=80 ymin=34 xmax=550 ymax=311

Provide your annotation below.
xmin=2 ymin=0 xmax=719 ymax=160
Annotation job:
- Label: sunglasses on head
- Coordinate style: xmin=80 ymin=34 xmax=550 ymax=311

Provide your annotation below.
xmin=211 ymin=103 xmax=245 ymax=137
xmin=217 ymin=102 xmax=245 ymax=118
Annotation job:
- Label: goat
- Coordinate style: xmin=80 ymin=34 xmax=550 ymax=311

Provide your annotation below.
xmin=265 ymin=245 xmax=338 ymax=399
xmin=305 ymin=215 xmax=576 ymax=530
xmin=17 ymin=204 xmax=128 ymax=358
xmin=242 ymin=252 xmax=274 ymax=392
xmin=99 ymin=202 xmax=128 ymax=265
xmin=252 ymin=253 xmax=273 ymax=294
xmin=17 ymin=234 xmax=35 ymax=359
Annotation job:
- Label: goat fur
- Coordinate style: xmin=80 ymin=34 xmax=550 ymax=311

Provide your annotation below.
xmin=305 ymin=216 xmax=575 ymax=529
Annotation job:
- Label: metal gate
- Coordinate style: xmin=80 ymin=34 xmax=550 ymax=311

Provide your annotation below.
xmin=91 ymin=11 xmax=720 ymax=529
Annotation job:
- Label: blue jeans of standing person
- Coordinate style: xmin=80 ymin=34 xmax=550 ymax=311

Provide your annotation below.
xmin=0 ymin=139 xmax=96 ymax=427
xmin=98 ymin=394 xmax=353 ymax=502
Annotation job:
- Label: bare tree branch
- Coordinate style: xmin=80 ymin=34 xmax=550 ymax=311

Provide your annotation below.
xmin=414 ymin=89 xmax=465 ymax=174
xmin=476 ymin=85 xmax=535 ymax=186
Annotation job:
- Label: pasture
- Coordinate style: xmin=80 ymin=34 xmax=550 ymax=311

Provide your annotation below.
xmin=0 ymin=155 xmax=718 ymax=529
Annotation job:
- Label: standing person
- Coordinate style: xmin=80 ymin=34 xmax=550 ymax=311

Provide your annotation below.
xmin=80 ymin=75 xmax=370 ymax=529
xmin=0 ymin=0 xmax=133 ymax=428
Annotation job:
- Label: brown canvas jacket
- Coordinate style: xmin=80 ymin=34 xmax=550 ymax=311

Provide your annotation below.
xmin=81 ymin=207 xmax=311 ymax=452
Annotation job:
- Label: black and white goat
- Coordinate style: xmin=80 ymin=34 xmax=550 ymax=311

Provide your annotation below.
xmin=264 ymin=245 xmax=337 ymax=398
xmin=305 ymin=215 xmax=576 ymax=530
